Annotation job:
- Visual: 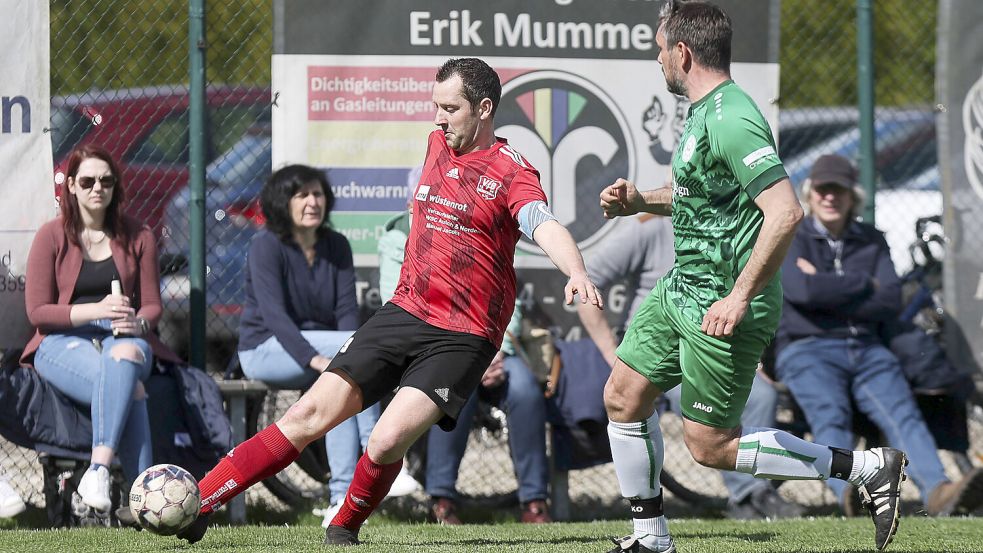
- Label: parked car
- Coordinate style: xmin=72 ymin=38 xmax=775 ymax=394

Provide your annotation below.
xmin=778 ymin=107 xmax=941 ymax=274
xmin=50 ymin=85 xmax=271 ymax=232
xmin=777 ymin=107 xmax=859 ymax=161
xmin=158 ymin=126 xmax=271 ymax=367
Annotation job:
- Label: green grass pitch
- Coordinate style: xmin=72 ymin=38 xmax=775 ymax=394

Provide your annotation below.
xmin=2 ymin=516 xmax=982 ymax=552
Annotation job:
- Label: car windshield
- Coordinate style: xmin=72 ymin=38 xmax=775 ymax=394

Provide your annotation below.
xmin=49 ymin=107 xmax=92 ymax=160
xmin=205 ymin=133 xmax=272 ymax=187
xmin=783 ymin=111 xmax=938 ymax=192
xmin=778 ymin=122 xmax=854 ymax=160
xmin=877 ymin=122 xmax=936 ymax=189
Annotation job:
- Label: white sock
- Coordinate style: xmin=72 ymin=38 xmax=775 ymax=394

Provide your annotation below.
xmin=636 ymin=516 xmax=672 ymax=551
xmin=608 ymin=412 xmax=670 ymax=545
xmin=848 ymin=449 xmax=883 ymax=487
xmin=608 ymin=412 xmax=664 ymax=500
xmin=735 ymin=426 xmax=833 ymax=480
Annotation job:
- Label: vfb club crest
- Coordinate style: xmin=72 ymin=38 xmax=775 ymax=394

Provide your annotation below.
xmin=476 ymin=176 xmax=502 ymax=200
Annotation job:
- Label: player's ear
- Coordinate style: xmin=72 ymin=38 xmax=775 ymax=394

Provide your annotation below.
xmin=678 ymin=41 xmax=693 ymax=70
xmin=478 ymin=97 xmax=494 ymax=120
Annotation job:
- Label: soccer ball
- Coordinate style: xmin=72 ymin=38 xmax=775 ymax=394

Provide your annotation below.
xmin=128 ymin=464 xmax=201 ymax=535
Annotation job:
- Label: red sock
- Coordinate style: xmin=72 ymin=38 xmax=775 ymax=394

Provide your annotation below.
xmin=197 ymin=424 xmax=299 ymax=514
xmin=332 ymin=453 xmax=402 ymax=530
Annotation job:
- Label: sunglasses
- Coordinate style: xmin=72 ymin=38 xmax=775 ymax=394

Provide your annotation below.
xmin=75 ymin=175 xmax=117 ymax=190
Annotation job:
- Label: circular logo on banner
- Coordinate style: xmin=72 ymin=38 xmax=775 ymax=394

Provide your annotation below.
xmin=497 ymin=71 xmax=635 ymax=253
xmin=963 ymin=72 xmax=983 ymax=201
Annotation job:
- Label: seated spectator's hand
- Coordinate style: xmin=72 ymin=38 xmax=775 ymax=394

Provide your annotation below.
xmin=97 ymin=293 xmax=134 ymax=321
xmin=796 ymin=257 xmax=817 ymax=275
xmin=111 ymin=313 xmax=145 ymax=336
xmin=481 ymin=351 xmax=506 ymax=389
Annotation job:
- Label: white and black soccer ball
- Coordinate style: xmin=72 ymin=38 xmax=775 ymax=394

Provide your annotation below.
xmin=128 ymin=464 xmax=201 ymax=535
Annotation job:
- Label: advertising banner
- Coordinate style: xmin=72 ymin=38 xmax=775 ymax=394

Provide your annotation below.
xmin=938 ymin=0 xmax=983 ymax=370
xmin=0 ymin=1 xmax=55 ymax=348
xmin=273 ymin=0 xmax=778 ymax=333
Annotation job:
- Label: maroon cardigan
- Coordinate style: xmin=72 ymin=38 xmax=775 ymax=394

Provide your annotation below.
xmin=21 ymin=216 xmax=181 ymax=366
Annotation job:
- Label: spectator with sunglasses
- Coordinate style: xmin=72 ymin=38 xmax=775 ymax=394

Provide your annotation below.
xmin=21 ymin=144 xmax=181 ymax=519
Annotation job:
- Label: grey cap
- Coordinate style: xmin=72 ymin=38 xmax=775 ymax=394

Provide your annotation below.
xmin=801 ymin=154 xmax=866 ymax=218
xmin=808 ymin=154 xmax=857 ymax=188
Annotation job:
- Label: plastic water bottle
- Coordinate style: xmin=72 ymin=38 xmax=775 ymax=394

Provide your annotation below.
xmin=111 ymin=279 xmax=122 ymax=336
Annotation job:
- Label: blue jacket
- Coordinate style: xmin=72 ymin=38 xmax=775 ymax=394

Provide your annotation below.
xmin=776 ymin=217 xmax=901 ymax=353
xmin=238 ymin=229 xmax=359 ymax=368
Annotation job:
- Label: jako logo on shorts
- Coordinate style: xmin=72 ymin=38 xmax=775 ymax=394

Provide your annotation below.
xmin=692 ymin=401 xmax=713 ymax=413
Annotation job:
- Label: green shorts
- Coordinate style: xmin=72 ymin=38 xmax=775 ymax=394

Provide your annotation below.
xmin=616 ymin=280 xmax=773 ymax=428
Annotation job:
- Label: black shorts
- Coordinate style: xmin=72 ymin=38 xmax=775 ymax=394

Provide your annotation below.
xmin=327 ymin=303 xmax=498 ymax=430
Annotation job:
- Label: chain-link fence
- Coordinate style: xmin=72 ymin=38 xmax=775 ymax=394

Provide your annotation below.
xmin=49 ymin=0 xmax=272 ymax=374
xmin=4 ymin=0 xmax=276 ymax=517
xmin=2 ymin=0 xmax=980 ymax=526
xmin=779 ymin=0 xmax=941 ymax=276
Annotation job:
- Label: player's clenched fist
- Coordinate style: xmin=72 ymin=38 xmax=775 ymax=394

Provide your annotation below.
xmin=599 ymin=178 xmax=641 ymax=219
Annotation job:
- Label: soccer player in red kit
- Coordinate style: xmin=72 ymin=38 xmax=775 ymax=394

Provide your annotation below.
xmin=177 ymin=57 xmax=602 ymax=546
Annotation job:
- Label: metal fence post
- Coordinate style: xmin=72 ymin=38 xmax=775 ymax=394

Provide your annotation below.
xmin=188 ymin=0 xmax=207 ymax=370
xmin=856 ymin=0 xmax=876 ymax=223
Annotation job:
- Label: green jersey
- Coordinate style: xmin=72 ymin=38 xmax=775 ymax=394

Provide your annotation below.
xmin=666 ymin=80 xmax=786 ymax=332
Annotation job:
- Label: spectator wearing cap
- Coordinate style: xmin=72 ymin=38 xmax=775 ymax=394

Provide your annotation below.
xmin=774 ymin=154 xmax=983 ymax=517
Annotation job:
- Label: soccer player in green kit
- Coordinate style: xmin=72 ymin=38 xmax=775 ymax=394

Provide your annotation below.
xmin=599 ymin=2 xmax=906 ymax=552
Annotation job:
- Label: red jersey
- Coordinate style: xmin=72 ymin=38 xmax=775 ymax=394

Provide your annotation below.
xmin=391 ymin=129 xmax=546 ymax=345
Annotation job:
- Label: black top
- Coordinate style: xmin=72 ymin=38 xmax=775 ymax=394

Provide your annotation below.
xmin=71 ymin=256 xmax=117 ymax=304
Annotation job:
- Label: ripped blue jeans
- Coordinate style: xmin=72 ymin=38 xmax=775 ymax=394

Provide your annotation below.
xmin=34 ymin=322 xmax=154 ymax=481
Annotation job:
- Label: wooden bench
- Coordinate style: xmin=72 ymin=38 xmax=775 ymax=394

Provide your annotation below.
xmin=214 ymin=379 xmax=269 ymax=523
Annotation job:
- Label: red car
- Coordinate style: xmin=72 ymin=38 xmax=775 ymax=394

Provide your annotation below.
xmin=50 ymin=85 xmax=271 ymax=233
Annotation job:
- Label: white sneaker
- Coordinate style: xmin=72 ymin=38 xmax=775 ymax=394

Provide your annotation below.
xmin=76 ymin=465 xmax=112 ymax=512
xmin=0 ymin=478 xmax=26 ymax=518
xmin=320 ymin=501 xmax=343 ymax=529
xmin=386 ymin=466 xmax=421 ymax=498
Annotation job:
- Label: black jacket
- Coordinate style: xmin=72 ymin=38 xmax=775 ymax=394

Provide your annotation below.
xmin=777 ymin=217 xmax=901 ymax=353
xmin=0 ymin=354 xmax=231 ymax=478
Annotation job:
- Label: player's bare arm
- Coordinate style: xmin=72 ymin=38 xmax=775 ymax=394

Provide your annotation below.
xmin=577 ymin=301 xmax=619 ymax=366
xmin=600 ymin=179 xmax=672 ymax=219
xmin=701 ymin=177 xmax=803 ymax=338
xmin=532 ymin=219 xmax=603 ymax=309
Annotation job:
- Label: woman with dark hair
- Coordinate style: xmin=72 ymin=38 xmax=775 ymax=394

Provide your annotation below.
xmin=22 ymin=144 xmax=181 ymax=516
xmin=236 ymin=164 xmax=381 ymax=524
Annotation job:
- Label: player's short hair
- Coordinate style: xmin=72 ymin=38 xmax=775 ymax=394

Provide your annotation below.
xmin=261 ymin=164 xmax=335 ymax=242
xmin=436 ymin=58 xmax=502 ymax=117
xmin=658 ymin=0 xmax=732 ymax=73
